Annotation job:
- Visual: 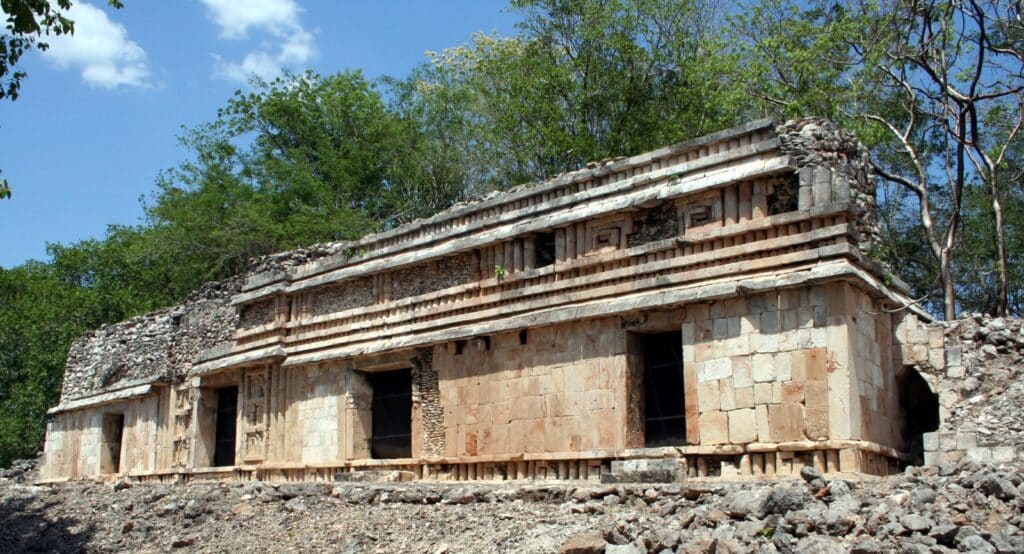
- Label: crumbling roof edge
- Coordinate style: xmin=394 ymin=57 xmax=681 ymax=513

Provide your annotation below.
xmin=337 ymin=118 xmax=777 ymax=250
xmin=238 ymin=118 xmax=777 ymax=294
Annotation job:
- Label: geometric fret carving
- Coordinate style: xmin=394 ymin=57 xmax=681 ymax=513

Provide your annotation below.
xmin=172 ymin=385 xmax=192 ymax=468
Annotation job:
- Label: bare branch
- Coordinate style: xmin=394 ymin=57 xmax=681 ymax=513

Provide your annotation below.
xmin=863 ymin=113 xmax=929 ymax=189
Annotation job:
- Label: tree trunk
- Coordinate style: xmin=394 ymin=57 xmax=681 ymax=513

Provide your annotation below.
xmin=990 ymin=184 xmax=1009 ymax=316
xmin=940 ymin=250 xmax=957 ymax=322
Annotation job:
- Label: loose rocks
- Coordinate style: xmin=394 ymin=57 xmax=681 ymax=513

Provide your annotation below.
xmin=0 ymin=458 xmax=1021 ymax=553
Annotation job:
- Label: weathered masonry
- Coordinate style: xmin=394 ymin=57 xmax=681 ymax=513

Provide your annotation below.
xmin=40 ymin=118 xmax=946 ymax=483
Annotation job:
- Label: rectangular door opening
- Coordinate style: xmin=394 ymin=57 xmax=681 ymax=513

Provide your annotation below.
xmin=369 ymin=369 xmax=412 ymax=458
xmin=214 ymin=386 xmax=238 ymax=467
xmin=642 ymin=331 xmax=686 ymax=447
xmin=100 ymin=413 xmax=125 ymax=474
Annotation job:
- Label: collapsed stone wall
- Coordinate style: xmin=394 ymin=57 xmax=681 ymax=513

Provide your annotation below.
xmin=627 ymin=201 xmax=678 ymax=247
xmin=59 ymin=237 xmax=366 ymax=403
xmin=899 ymin=314 xmax=1024 ymax=464
xmin=308 ymin=277 xmax=374 ymax=317
xmin=238 ymin=298 xmax=275 ymax=328
xmin=391 ymin=252 xmax=477 ymax=302
xmin=60 ymin=278 xmax=242 ymax=402
xmin=776 ymin=118 xmax=883 ymax=257
xmin=244 ymin=242 xmax=348 ymax=275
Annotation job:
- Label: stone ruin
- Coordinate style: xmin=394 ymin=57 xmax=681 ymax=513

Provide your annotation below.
xmin=36 ymin=118 xmax=1021 ymax=484
xmin=901 ymin=314 xmax=1024 ymax=465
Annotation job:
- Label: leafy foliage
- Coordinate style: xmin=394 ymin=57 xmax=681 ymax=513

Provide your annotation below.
xmin=133 ymin=70 xmax=472 ymax=297
xmin=2 ymin=0 xmax=73 ymax=101
xmin=398 ymin=0 xmax=747 ymax=192
xmin=730 ymin=0 xmax=1024 ymax=319
xmin=0 ymin=261 xmax=110 ymax=464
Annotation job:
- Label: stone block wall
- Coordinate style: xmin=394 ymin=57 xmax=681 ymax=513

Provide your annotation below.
xmin=685 ymin=287 xmax=829 ymax=446
xmin=848 ymin=287 xmax=900 ymax=448
xmin=40 ymin=389 xmax=171 ymax=480
xmin=433 ymin=318 xmax=629 ymax=458
xmin=285 ymin=364 xmax=344 ymax=464
xmin=684 ymin=282 xmax=899 ymax=452
xmin=121 ymin=389 xmax=173 ymax=474
xmin=41 ymin=410 xmax=101 ymax=480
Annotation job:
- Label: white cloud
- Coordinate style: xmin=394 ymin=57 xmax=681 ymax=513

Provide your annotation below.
xmin=39 ymin=2 xmax=149 ymax=89
xmin=200 ymin=0 xmax=316 ymax=83
xmin=201 ymin=0 xmax=300 ymax=39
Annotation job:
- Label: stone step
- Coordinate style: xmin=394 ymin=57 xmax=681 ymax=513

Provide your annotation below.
xmin=601 ymin=459 xmax=686 ymax=484
xmin=333 ymin=470 xmax=417 ymax=483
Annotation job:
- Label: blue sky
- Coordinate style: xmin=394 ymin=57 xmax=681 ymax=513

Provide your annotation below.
xmin=0 ymin=0 xmax=520 ymax=268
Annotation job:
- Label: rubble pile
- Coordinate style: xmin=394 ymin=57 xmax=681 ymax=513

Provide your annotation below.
xmin=244 ymin=242 xmax=347 ymax=275
xmin=1 ymin=459 xmax=1021 ymax=553
xmin=921 ymin=315 xmax=1024 ymax=465
xmin=944 ymin=315 xmax=1024 ymax=450
xmin=0 ymin=458 xmax=37 ymax=483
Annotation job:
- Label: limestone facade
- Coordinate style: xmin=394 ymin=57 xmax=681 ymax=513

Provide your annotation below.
xmin=40 ymin=118 xmax=942 ymax=482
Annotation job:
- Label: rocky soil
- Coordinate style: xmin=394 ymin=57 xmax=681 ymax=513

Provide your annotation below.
xmin=1 ymin=459 xmax=1022 ymax=553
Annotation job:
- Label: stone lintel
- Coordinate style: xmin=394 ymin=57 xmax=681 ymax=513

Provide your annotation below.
xmin=47 ymin=382 xmax=156 ymax=415
xmin=189 ymin=346 xmax=286 ymax=377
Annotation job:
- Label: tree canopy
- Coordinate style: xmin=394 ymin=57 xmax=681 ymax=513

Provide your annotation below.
xmin=731 ymin=0 xmax=1024 ymax=318
xmin=394 ymin=0 xmax=746 ymax=192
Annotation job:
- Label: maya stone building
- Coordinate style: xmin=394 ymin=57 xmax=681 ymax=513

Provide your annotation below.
xmin=39 ymin=118 xmax=949 ymax=483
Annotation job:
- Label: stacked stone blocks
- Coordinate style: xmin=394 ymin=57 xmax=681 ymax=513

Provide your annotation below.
xmin=686 ymin=287 xmax=835 ymax=447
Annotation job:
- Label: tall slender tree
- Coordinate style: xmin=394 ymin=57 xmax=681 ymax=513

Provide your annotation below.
xmin=732 ymin=0 xmax=1024 ymax=320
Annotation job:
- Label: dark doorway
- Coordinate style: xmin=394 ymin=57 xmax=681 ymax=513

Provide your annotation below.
xmin=101 ymin=413 xmax=124 ymax=474
xmin=642 ymin=332 xmax=687 ymax=447
xmin=214 ymin=386 xmax=238 ymax=467
xmin=369 ymin=369 xmax=412 ymax=458
xmin=897 ymin=368 xmax=939 ymax=462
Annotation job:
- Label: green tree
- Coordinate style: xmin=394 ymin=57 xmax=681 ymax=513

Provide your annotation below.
xmin=0 ymin=260 xmax=112 ymax=465
xmin=731 ymin=0 xmax=1024 ymax=319
xmin=133 ymin=70 xmax=468 ymax=295
xmin=398 ymin=0 xmax=747 ymax=193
